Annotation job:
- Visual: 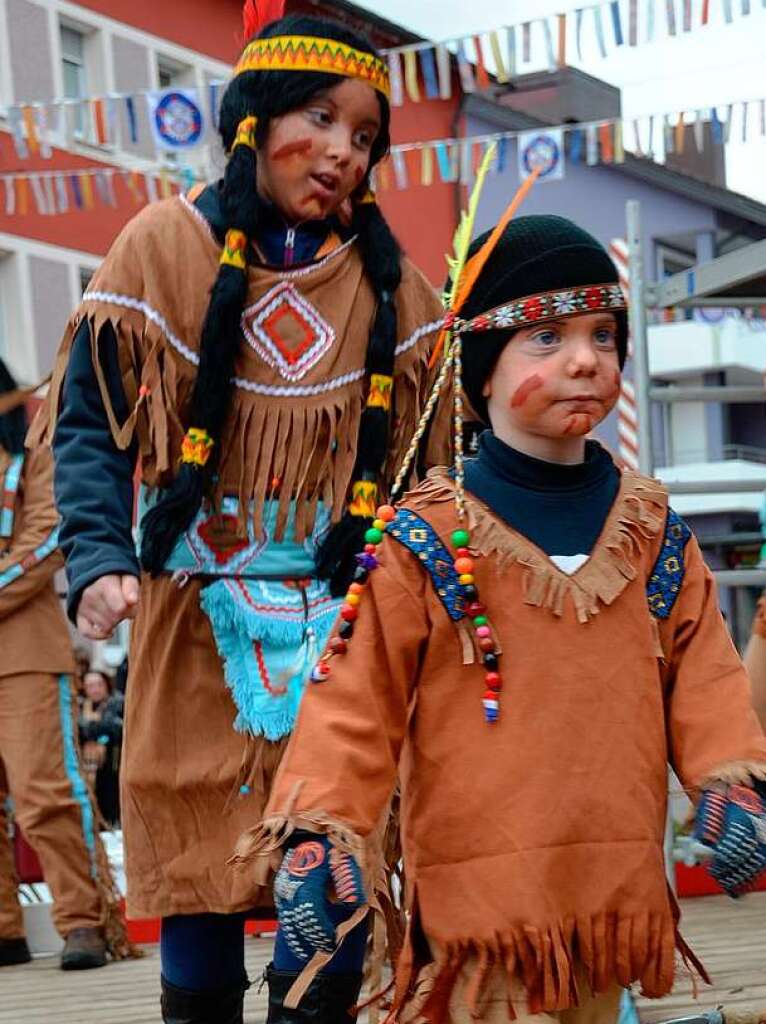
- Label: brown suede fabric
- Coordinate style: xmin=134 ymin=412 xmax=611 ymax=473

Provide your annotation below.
xmin=0 ymin=445 xmax=75 ymax=677
xmin=0 ymin=673 xmax=103 ymax=939
xmin=239 ymin=468 xmax=766 ymax=1017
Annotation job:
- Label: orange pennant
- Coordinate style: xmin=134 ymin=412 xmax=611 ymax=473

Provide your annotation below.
xmin=22 ymin=107 xmax=39 ymax=155
xmin=80 ymin=173 xmax=94 ymax=209
xmin=17 ymin=177 xmax=29 ymax=215
xmin=599 ymin=123 xmax=614 ymax=162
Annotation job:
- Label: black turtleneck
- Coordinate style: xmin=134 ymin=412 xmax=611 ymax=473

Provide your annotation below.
xmin=464 ymin=433 xmax=620 ymax=559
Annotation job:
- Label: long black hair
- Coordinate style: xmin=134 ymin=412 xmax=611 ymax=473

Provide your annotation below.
xmin=140 ymin=14 xmax=402 ymax=594
xmin=0 ymin=358 xmax=27 ymax=456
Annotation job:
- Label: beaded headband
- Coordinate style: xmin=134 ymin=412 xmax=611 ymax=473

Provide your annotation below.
xmin=447 ymin=283 xmax=627 ymax=336
xmin=234 ymin=35 xmax=391 ymax=99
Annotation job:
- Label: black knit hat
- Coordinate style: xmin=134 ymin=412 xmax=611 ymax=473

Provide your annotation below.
xmin=457 ymin=214 xmax=628 ymax=423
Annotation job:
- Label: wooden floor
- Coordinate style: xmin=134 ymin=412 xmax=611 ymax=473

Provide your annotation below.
xmin=2 ymin=895 xmax=764 ymax=1023
xmin=635 ymin=892 xmax=766 ymax=1023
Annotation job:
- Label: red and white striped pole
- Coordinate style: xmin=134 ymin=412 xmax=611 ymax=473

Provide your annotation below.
xmin=610 ymin=237 xmax=640 ymax=471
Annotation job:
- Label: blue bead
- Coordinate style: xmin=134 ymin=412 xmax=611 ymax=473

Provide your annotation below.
xmin=485 ymin=708 xmax=499 ymax=724
xmin=239 ymin=785 xmax=251 ymax=795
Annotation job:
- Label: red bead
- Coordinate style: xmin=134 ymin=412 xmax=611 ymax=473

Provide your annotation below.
xmin=483 ymin=690 xmax=499 ymax=703
xmin=456 ymin=547 xmax=470 ymax=558
xmin=485 ymin=672 xmax=502 ymax=691
xmin=478 ymin=637 xmax=495 ymax=653
xmin=364 ymin=544 xmax=377 ymax=554
xmin=467 ymin=601 xmax=486 ymax=618
xmin=328 ymin=637 xmax=348 ymax=655
xmin=376 ymin=504 xmax=396 ymax=523
xmin=341 ymin=605 xmax=358 ymax=622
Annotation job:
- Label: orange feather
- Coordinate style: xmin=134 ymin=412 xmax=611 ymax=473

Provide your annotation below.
xmin=428 ymin=165 xmax=542 ymax=370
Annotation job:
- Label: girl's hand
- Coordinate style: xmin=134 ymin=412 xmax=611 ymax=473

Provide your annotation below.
xmin=77 ymin=574 xmax=139 ymax=640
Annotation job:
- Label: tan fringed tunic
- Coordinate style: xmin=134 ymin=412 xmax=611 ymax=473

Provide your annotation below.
xmin=237 ymin=468 xmax=766 ymax=1018
xmin=33 ymin=194 xmax=445 ymax=919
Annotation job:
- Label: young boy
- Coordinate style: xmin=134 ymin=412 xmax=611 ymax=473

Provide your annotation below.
xmin=237 ymin=216 xmax=766 ymax=1023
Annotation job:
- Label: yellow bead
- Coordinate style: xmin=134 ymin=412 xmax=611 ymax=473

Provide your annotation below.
xmin=459 ymin=573 xmax=474 ymax=585
xmin=345 ymin=592 xmax=361 ymax=606
xmin=372 ymin=518 xmax=386 ymax=532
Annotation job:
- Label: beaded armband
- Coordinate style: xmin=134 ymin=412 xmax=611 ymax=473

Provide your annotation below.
xmin=180 ymin=427 xmax=214 ymax=467
xmin=646 ymin=509 xmax=691 ymax=620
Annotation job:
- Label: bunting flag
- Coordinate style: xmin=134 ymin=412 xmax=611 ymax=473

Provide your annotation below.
xmin=146 ymin=89 xmax=205 ymax=152
xmin=519 ymin=128 xmax=565 ymax=182
xmin=610 ymin=2 xmax=624 ymax=45
xmin=388 ymin=51 xmax=404 ymax=107
xmin=403 ymin=49 xmax=420 ymax=102
xmin=420 ymin=47 xmax=440 ymax=100
xmin=2 ymin=97 xmax=764 ymax=215
xmin=436 ymin=44 xmax=452 ymax=99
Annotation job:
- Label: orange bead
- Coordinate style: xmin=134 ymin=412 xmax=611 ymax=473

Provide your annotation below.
xmin=376 ymin=505 xmax=396 ymax=522
xmin=454 ymin=557 xmax=474 ymax=575
xmin=349 ymin=582 xmax=365 ymax=595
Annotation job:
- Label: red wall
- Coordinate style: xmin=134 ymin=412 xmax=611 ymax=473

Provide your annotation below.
xmin=70 ymin=0 xmax=243 ymax=63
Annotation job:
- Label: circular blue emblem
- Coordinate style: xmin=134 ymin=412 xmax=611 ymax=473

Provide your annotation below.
xmin=522 ymin=134 xmax=561 ymax=179
xmin=154 ymin=92 xmax=203 ymax=149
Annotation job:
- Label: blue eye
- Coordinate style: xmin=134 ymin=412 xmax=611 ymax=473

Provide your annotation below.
xmin=595 ymin=328 xmax=617 ymax=346
xmin=532 ymin=330 xmax=559 ymax=346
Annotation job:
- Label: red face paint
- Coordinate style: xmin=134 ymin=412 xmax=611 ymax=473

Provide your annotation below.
xmin=272 ymin=138 xmax=313 ymax=160
xmin=510 ymin=374 xmax=544 ymax=408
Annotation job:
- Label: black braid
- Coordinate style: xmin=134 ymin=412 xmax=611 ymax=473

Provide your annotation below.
xmin=140 ymin=13 xmax=401 ymax=580
xmin=315 ymin=200 xmax=403 ymax=596
xmin=140 ymin=142 xmax=262 ymax=573
xmin=0 ymin=357 xmax=27 ymax=455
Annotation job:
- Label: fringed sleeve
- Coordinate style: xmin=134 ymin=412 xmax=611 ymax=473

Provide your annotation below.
xmin=234 ymin=534 xmax=429 ymax=874
xmin=661 ymin=533 xmax=766 ymax=792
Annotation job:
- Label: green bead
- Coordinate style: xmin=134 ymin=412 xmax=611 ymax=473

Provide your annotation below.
xmin=452 ymin=529 xmax=470 ymax=548
xmin=473 ymin=615 xmax=488 ymax=627
xmin=365 ymin=527 xmax=384 ymax=545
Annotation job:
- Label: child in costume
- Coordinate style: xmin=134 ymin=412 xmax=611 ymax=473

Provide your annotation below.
xmin=237 ymin=213 xmax=766 ymax=1023
xmin=34 ymin=4 xmax=444 ymax=1021
xmin=0 ymin=360 xmax=132 ymax=971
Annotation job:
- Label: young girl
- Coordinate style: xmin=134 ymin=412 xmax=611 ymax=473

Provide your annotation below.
xmin=238 ymin=215 xmax=766 ymax=1023
xmin=36 ymin=6 xmax=444 ymax=1021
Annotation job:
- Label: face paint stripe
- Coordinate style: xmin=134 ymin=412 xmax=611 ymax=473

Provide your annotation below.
xmin=272 ymin=138 xmax=313 ymax=160
xmin=510 ymin=374 xmax=544 ymax=409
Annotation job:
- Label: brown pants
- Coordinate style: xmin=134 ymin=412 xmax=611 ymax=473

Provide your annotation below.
xmin=0 ymin=673 xmax=103 ymax=939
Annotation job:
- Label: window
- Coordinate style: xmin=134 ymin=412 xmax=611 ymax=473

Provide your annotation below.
xmin=61 ymin=25 xmax=88 ymax=137
xmin=156 ymin=57 xmax=195 ymax=90
xmin=79 ymin=267 xmax=94 ymax=296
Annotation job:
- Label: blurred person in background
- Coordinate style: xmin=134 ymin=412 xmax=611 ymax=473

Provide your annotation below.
xmin=745 ymin=594 xmax=766 ymax=733
xmin=0 ymin=357 xmax=133 ymax=970
xmin=79 ymin=667 xmax=124 ymax=827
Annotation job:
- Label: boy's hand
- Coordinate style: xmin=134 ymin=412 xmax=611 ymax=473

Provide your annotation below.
xmin=694 ymin=780 xmax=766 ymax=897
xmin=273 ymin=835 xmax=365 ymax=962
xmin=77 ymin=574 xmax=139 ymax=639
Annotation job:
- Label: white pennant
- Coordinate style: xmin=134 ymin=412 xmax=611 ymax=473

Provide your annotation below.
xmin=593 ymin=7 xmax=608 ymax=57
xmin=43 ymin=175 xmax=55 ymax=213
xmin=542 ymin=18 xmax=556 ymax=70
xmin=586 ymin=124 xmax=599 ymax=164
xmin=4 ymin=178 xmax=16 ymax=216
xmin=436 ymin=45 xmax=452 ymax=99
xmin=694 ymin=110 xmax=705 ymax=151
xmin=388 ymin=52 xmax=405 ymax=108
xmin=55 ymin=173 xmax=69 ymax=213
xmin=29 ymin=174 xmax=48 ymax=215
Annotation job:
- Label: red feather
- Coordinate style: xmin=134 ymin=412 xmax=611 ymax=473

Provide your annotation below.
xmin=241 ymin=0 xmax=286 ymax=41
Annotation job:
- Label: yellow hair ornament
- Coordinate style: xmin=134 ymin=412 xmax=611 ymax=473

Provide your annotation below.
xmin=220 ymin=229 xmax=248 ymax=270
xmin=348 ymin=480 xmax=378 ymax=518
xmin=233 ymin=115 xmax=258 ymax=152
xmin=181 ymin=428 xmax=214 ymax=467
xmin=358 ymin=189 xmax=377 ymax=205
xmin=367 ymin=373 xmax=393 ymax=412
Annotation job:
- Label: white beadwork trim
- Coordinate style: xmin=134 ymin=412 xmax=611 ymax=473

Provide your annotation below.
xmin=233 ymin=367 xmax=367 ymax=397
xmin=81 ymin=294 xmax=444 ymax=397
xmin=178 ymin=191 xmax=357 ymax=279
xmin=395 ymin=317 xmax=445 ymax=357
xmin=83 ymin=290 xmax=201 ymax=366
xmin=241 ymin=281 xmax=336 ymax=382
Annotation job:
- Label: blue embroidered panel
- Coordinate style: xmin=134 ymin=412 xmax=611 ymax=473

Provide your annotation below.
xmin=646 ymin=508 xmax=692 ymax=620
xmin=387 ymin=509 xmax=467 ymax=621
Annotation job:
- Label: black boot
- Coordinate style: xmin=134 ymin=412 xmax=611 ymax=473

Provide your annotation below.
xmin=265 ymin=964 xmax=363 ymax=1023
xmin=160 ymin=976 xmax=249 ymax=1024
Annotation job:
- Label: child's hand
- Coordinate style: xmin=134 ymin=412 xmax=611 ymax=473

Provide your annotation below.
xmin=273 ymin=835 xmax=365 ymax=962
xmin=77 ymin=574 xmax=139 ymax=639
xmin=694 ymin=781 xmax=766 ymax=897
